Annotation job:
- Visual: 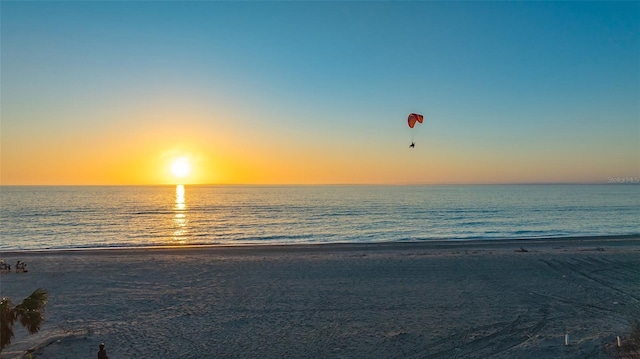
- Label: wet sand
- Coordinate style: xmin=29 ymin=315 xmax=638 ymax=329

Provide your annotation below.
xmin=1 ymin=236 xmax=639 ymax=358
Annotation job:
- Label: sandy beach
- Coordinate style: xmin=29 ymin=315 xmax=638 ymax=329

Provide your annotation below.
xmin=1 ymin=237 xmax=639 ymax=358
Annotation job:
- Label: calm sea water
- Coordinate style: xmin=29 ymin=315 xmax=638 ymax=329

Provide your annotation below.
xmin=0 ymin=185 xmax=638 ymax=250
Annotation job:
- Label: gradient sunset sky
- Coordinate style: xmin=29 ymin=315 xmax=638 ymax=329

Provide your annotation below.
xmin=2 ymin=1 xmax=638 ymax=185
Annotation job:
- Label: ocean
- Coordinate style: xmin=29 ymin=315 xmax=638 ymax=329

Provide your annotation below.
xmin=0 ymin=185 xmax=638 ymax=250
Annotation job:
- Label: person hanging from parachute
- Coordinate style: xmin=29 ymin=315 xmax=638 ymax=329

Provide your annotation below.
xmin=407 ymin=113 xmax=424 ymax=148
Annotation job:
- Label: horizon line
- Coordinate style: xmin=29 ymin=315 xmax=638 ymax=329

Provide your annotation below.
xmin=1 ymin=182 xmax=637 ymax=187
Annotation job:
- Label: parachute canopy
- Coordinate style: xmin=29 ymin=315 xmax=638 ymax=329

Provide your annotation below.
xmin=408 ymin=113 xmax=424 ymax=128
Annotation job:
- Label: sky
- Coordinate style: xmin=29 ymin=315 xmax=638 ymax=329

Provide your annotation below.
xmin=1 ymin=1 xmax=638 ymax=185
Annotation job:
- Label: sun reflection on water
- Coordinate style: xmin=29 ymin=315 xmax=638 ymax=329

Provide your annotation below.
xmin=173 ymin=184 xmax=188 ymax=242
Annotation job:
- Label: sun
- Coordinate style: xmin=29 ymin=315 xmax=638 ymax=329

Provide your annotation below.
xmin=170 ymin=157 xmax=191 ymax=179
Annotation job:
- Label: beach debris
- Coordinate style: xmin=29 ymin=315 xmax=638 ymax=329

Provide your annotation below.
xmin=515 ymin=247 xmax=528 ymax=253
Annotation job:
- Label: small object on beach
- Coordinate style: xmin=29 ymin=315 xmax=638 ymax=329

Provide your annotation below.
xmin=98 ymin=342 xmax=109 ymax=359
xmin=16 ymin=260 xmax=28 ymax=273
xmin=515 ymin=247 xmax=528 ymax=253
xmin=0 ymin=259 xmax=10 ymax=272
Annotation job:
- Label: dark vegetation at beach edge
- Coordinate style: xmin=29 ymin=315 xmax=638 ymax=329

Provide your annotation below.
xmin=0 ymin=288 xmax=48 ymax=352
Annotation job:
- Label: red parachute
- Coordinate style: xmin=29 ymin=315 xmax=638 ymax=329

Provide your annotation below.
xmin=407 ymin=113 xmax=424 ymax=128
xmin=407 ymin=113 xmax=424 ymax=148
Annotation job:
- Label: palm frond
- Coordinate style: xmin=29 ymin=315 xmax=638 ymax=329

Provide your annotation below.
xmin=15 ymin=288 xmax=48 ymax=334
xmin=0 ymin=297 xmax=16 ymax=351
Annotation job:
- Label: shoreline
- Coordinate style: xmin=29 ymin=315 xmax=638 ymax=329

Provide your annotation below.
xmin=2 ymin=234 xmax=638 ymax=256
